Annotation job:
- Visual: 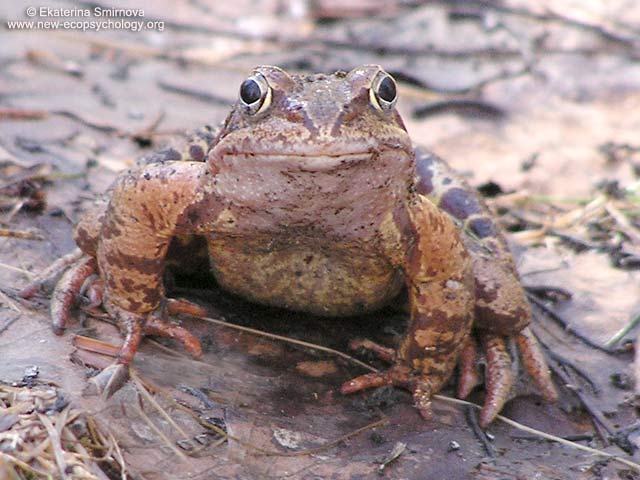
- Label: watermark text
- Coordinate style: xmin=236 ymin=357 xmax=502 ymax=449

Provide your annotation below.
xmin=6 ymin=6 xmax=165 ymax=32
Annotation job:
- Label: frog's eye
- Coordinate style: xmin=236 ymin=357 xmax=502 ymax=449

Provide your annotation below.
xmin=370 ymin=71 xmax=398 ymax=112
xmin=239 ymin=73 xmax=271 ymax=115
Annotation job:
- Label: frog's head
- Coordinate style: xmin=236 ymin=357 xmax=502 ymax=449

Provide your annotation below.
xmin=209 ymin=65 xmax=413 ymax=172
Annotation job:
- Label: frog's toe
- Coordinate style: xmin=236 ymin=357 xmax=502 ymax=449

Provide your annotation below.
xmin=516 ymin=327 xmax=558 ymax=402
xmin=480 ymin=333 xmax=514 ymax=428
xmin=50 ymin=256 xmax=97 ymax=334
xmin=19 ymin=248 xmax=84 ymax=299
xmin=341 ymin=365 xmax=434 ymax=419
xmin=410 ymin=379 xmax=434 ymax=421
xmin=457 ymin=336 xmax=482 ymax=399
xmin=348 ymin=338 xmax=396 ymax=363
xmin=167 ymin=297 xmax=210 ymax=318
xmin=144 ymin=314 xmax=203 ymax=359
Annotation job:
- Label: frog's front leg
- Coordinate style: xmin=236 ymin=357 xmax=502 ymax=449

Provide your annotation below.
xmin=58 ymin=161 xmax=218 ymax=395
xmin=342 ymin=196 xmax=475 ymax=419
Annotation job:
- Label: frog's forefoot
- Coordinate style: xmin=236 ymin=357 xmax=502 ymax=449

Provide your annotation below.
xmin=340 ymin=364 xmax=435 ymax=420
xmin=91 ymin=305 xmax=204 ymax=397
xmin=48 ymin=255 xmax=207 ymax=396
xmin=50 ymin=255 xmax=98 ymax=334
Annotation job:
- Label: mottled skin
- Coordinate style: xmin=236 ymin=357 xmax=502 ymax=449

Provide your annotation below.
xmin=36 ymin=65 xmax=556 ymax=427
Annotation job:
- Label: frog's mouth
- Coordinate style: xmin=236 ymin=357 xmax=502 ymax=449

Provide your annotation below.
xmin=222 ymin=152 xmax=374 ymax=172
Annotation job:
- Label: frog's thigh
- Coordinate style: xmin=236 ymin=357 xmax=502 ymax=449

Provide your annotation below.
xmin=413 ymin=148 xmax=531 ymax=336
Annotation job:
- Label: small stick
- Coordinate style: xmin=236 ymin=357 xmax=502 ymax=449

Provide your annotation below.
xmin=0 ymin=228 xmax=44 ymax=240
xmin=466 ymin=406 xmax=496 ymax=459
xmin=527 ymin=293 xmax=613 ymax=354
xmin=605 ymin=312 xmax=640 ymax=348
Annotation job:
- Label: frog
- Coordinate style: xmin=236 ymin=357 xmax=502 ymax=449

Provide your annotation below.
xmin=30 ymin=65 xmax=557 ymax=427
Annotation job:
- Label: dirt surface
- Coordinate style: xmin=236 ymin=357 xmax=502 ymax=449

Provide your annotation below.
xmin=1 ymin=1 xmax=640 ymax=479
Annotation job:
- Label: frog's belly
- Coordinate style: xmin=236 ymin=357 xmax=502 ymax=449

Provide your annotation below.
xmin=207 ymin=238 xmax=404 ymax=316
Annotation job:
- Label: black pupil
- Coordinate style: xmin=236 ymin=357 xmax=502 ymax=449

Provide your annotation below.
xmin=377 ymin=76 xmax=396 ymax=103
xmin=240 ymin=78 xmax=262 ymax=104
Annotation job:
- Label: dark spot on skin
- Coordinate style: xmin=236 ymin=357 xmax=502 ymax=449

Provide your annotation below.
xmin=475 ymin=304 xmax=529 ymax=334
xmin=439 ymin=188 xmax=482 ymax=220
xmin=468 ymin=217 xmax=496 ymax=239
xmin=121 ymin=277 xmax=135 ymax=291
xmin=100 ymin=216 xmax=122 ymax=240
xmin=304 ymin=255 xmax=313 ymax=264
xmin=143 ymin=172 xmax=151 ymax=181
xmin=140 ymin=285 xmax=162 ymax=306
xmin=443 ymin=177 xmax=452 ymax=185
xmin=189 ymin=144 xmax=205 ymax=162
xmin=125 ymin=299 xmax=144 ymax=312
xmin=415 ymin=155 xmax=434 ymax=195
xmin=403 ymin=308 xmax=466 ymax=362
xmin=161 ymin=148 xmax=182 ymax=161
xmin=103 ymin=250 xmax=162 ymax=275
xmin=196 ymin=129 xmax=215 ymax=145
xmin=74 ymin=226 xmax=93 ymax=252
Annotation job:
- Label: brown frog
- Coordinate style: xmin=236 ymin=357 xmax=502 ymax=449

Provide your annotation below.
xmin=33 ymin=65 xmax=557 ymax=427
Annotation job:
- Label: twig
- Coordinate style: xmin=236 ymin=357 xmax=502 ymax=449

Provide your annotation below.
xmin=0 ymin=107 xmax=49 ymax=120
xmin=548 ymin=363 xmax=616 ymax=442
xmin=0 ymin=261 xmax=34 ymax=278
xmin=466 ymin=406 xmax=496 ymax=459
xmin=525 ymin=285 xmax=572 ymax=302
xmin=0 ymin=289 xmax=21 ymax=312
xmin=605 ymin=312 xmax=640 ymax=348
xmin=134 ymin=391 xmax=188 ymax=460
xmin=433 ymin=395 xmax=640 ymax=472
xmin=0 ymin=228 xmax=44 ymax=240
xmin=195 ymin=315 xmax=377 ymax=372
xmin=37 ymin=412 xmax=67 ymax=478
xmin=0 ymin=314 xmax=19 ymax=335
xmin=0 ymin=452 xmax=52 ymax=478
xmin=544 ymin=348 xmax=600 ymax=395
xmin=605 ymin=203 xmax=640 ymax=245
xmin=156 ymin=80 xmax=232 ymax=106
xmin=526 ymin=293 xmax=613 ymax=354
xmin=130 ymin=370 xmax=192 ymax=441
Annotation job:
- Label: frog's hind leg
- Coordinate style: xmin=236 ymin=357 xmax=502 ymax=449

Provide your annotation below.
xmin=457 ymin=335 xmax=482 ymax=399
xmin=415 ymin=148 xmax=558 ymax=424
xmin=479 ymin=333 xmax=514 ymax=428
xmin=460 ymin=328 xmax=557 ymax=427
